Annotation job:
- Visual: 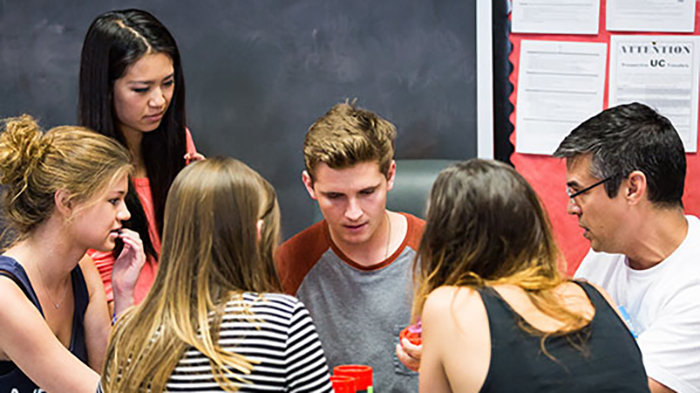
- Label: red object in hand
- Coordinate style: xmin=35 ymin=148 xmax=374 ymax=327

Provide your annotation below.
xmin=400 ymin=321 xmax=422 ymax=346
xmin=330 ymin=375 xmax=356 ymax=393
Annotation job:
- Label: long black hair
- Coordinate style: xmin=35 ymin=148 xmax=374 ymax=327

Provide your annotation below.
xmin=79 ymin=9 xmax=188 ymax=259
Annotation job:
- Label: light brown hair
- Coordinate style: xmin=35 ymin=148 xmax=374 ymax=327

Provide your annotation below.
xmin=103 ymin=157 xmax=282 ymax=392
xmin=413 ymin=159 xmax=590 ymax=345
xmin=0 ymin=114 xmax=132 ymax=241
xmin=304 ymin=101 xmax=396 ymax=180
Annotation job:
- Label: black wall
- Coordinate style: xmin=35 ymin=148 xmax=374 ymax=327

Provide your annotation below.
xmin=0 ymin=0 xmax=478 ymax=239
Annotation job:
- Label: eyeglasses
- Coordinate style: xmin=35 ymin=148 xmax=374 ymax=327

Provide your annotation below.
xmin=566 ymin=175 xmax=616 ymax=201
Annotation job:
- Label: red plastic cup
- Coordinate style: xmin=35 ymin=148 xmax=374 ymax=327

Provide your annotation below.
xmin=330 ymin=375 xmax=356 ymax=393
xmin=400 ymin=322 xmax=422 ymax=346
xmin=333 ymin=365 xmax=373 ymax=392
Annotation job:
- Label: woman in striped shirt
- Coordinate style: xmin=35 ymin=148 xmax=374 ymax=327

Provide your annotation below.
xmin=102 ymin=157 xmax=332 ymax=392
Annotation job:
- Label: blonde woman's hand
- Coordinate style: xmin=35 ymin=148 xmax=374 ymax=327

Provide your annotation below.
xmin=111 ymin=228 xmax=146 ymax=316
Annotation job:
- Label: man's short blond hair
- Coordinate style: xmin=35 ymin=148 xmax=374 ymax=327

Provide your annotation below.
xmin=304 ymin=102 xmax=396 ymax=180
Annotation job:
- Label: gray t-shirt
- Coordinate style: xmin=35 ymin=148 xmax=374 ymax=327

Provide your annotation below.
xmin=277 ymin=213 xmax=424 ymax=393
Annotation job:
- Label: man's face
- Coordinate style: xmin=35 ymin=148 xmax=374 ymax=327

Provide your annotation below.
xmin=303 ymin=160 xmax=395 ymax=249
xmin=566 ymin=154 xmax=628 ymax=253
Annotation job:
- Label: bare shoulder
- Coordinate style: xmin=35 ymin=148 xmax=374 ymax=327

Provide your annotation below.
xmin=423 ymin=286 xmax=483 ymax=324
xmin=0 ymin=270 xmax=36 ymax=308
xmin=0 ymin=272 xmax=51 ymax=325
xmin=78 ymin=253 xmax=104 ymax=297
xmin=78 ymin=253 xmax=95 ymax=270
xmin=569 ymin=280 xmax=616 ymax=306
xmin=422 ymin=285 xmax=492 ymax=392
xmin=0 ymin=273 xmax=30 ymax=309
xmin=0 ymin=274 xmax=40 ymax=356
xmin=422 ymin=285 xmax=486 ymax=346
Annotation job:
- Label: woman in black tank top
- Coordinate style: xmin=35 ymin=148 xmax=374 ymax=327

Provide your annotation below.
xmin=411 ymin=159 xmax=649 ymax=392
xmin=0 ymin=116 xmax=143 ymax=392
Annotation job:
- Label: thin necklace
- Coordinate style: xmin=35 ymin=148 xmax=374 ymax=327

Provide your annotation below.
xmin=36 ymin=263 xmax=69 ymax=310
xmin=385 ymin=212 xmax=392 ymax=261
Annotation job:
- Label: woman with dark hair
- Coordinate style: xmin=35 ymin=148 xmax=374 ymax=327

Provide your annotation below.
xmin=103 ymin=157 xmax=332 ymax=393
xmin=79 ymin=9 xmax=201 ymax=305
xmin=414 ymin=159 xmax=650 ymax=392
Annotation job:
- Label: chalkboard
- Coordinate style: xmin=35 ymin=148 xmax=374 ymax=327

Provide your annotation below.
xmin=0 ymin=0 xmax=480 ymax=239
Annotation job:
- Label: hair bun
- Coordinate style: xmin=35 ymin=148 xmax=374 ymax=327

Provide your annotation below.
xmin=0 ymin=114 xmax=52 ymax=186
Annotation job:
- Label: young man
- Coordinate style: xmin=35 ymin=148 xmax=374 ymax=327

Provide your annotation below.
xmin=554 ymin=103 xmax=700 ymax=393
xmin=277 ymin=102 xmax=423 ymax=392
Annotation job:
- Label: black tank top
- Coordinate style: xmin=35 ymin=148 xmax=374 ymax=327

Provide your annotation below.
xmin=478 ymin=281 xmax=649 ymax=393
xmin=0 ymin=256 xmax=89 ymax=392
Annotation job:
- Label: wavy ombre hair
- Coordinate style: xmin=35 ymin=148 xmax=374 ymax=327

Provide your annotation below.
xmin=413 ymin=159 xmax=590 ymax=341
xmin=102 ymin=157 xmax=282 ymax=392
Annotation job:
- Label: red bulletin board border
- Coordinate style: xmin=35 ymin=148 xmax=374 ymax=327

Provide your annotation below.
xmin=508 ymin=0 xmax=700 ymax=276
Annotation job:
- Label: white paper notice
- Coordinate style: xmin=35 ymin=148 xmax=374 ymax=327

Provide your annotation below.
xmin=609 ymin=36 xmax=700 ymax=152
xmin=512 ymin=0 xmax=601 ymax=35
xmin=607 ymin=0 xmax=696 ymax=33
xmin=516 ymin=40 xmax=607 ymax=155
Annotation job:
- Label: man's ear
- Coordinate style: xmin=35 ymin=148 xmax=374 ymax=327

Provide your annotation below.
xmin=386 ymin=160 xmax=397 ymax=191
xmin=54 ymin=189 xmax=73 ymax=217
xmin=301 ymin=170 xmax=318 ymax=200
xmin=624 ymin=170 xmax=647 ymax=205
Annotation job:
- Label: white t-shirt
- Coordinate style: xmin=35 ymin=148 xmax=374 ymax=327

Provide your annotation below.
xmin=575 ymin=215 xmax=700 ymax=393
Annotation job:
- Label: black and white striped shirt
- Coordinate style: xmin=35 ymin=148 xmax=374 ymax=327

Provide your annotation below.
xmin=166 ymin=293 xmax=333 ymax=392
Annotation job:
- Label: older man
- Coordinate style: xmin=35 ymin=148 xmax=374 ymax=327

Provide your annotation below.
xmin=554 ymin=103 xmax=700 ymax=393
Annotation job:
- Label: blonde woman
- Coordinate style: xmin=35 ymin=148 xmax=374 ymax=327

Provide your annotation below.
xmin=414 ymin=159 xmax=649 ymax=392
xmin=0 ymin=115 xmax=144 ymax=392
xmin=103 ymin=157 xmax=332 ymax=392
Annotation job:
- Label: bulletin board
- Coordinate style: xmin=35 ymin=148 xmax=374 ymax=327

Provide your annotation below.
xmin=508 ymin=0 xmax=700 ymax=275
